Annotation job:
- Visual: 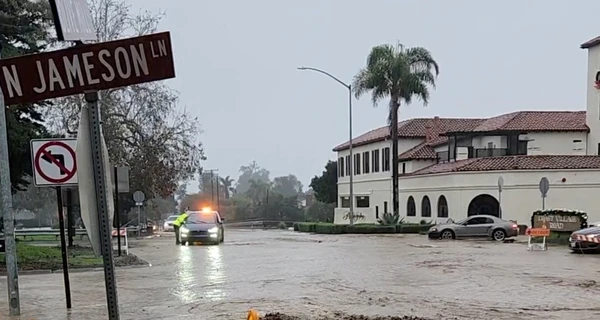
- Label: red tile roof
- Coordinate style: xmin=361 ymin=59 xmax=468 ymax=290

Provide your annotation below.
xmin=398 ymin=135 xmax=449 ymax=161
xmin=406 ymin=155 xmax=600 ymax=176
xmin=581 ymin=36 xmax=600 ymax=49
xmin=333 ymin=111 xmax=588 ymax=152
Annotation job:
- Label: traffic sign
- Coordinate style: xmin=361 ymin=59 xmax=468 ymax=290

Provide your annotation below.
xmin=0 ymin=32 xmax=175 ymax=106
xmin=31 ymin=139 xmax=77 ymax=186
xmin=133 ymin=191 xmax=145 ymax=203
xmin=539 ymin=177 xmax=550 ymax=197
xmin=48 ymin=0 xmax=96 ymax=41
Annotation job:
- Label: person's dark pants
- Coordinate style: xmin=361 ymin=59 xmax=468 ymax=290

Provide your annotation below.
xmin=174 ymin=225 xmax=180 ymax=244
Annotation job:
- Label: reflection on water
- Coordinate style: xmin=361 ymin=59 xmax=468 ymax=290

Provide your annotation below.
xmin=203 ymin=246 xmax=226 ymax=301
xmin=173 ymin=245 xmax=227 ymax=303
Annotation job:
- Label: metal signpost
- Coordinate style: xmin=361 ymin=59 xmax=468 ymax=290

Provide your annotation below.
xmin=30 ymin=138 xmax=78 ymax=309
xmin=539 ymin=177 xmax=550 ymax=210
xmin=497 ymin=176 xmax=504 ymax=219
xmin=133 ymin=191 xmax=145 ymax=236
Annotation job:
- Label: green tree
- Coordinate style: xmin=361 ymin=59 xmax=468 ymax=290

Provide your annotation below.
xmin=306 ymin=202 xmax=335 ymax=222
xmin=0 ymin=0 xmax=53 ymax=193
xmin=309 ymin=161 xmax=338 ymax=204
xmin=353 ymin=44 xmax=439 ymax=214
xmin=236 ymin=161 xmax=270 ymax=194
xmin=272 ymin=174 xmax=303 ymax=197
xmin=219 ymin=176 xmax=235 ymax=199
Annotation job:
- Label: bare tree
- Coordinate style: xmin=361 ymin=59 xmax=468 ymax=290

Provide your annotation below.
xmin=43 ymin=0 xmax=205 ymax=199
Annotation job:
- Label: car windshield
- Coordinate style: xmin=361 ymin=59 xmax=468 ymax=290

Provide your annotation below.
xmin=186 ymin=213 xmax=217 ymax=224
xmin=166 ymin=216 xmax=178 ymax=221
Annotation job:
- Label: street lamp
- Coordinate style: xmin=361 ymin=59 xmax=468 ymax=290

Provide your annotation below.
xmin=297 ymin=66 xmax=354 ymax=225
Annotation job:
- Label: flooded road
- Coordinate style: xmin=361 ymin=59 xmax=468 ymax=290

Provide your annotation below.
xmin=1 ymin=229 xmax=600 ymax=319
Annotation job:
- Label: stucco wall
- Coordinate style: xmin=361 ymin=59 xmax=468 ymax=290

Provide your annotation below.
xmin=525 ymin=132 xmax=587 ymax=155
xmin=398 ymin=169 xmax=600 ymax=225
xmin=586 ymin=45 xmax=600 ymax=155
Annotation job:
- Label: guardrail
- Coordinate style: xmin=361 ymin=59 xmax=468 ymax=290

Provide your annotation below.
xmin=0 ymin=227 xmax=139 ymax=241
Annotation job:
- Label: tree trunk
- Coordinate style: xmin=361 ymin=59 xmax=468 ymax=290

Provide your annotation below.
xmin=390 ymin=101 xmax=400 ymax=215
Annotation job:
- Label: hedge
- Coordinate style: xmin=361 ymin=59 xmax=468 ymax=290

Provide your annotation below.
xmin=295 ymin=222 xmax=434 ymax=235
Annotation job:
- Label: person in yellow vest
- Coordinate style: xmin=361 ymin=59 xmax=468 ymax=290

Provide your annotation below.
xmin=173 ymin=210 xmax=189 ymax=245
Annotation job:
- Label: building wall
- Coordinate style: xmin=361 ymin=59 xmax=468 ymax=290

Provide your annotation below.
xmin=524 ymin=132 xmax=587 ymax=155
xmin=586 ymin=45 xmax=600 ymax=155
xmin=398 ymin=169 xmax=600 ymax=225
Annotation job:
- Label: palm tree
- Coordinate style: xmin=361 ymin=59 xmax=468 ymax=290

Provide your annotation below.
xmin=353 ymin=44 xmax=439 ymax=215
xmin=219 ymin=176 xmax=235 ymax=199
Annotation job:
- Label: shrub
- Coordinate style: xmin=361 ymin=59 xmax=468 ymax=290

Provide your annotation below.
xmin=297 ymin=223 xmax=318 ymax=233
xmin=277 ymin=222 xmax=287 ymax=229
xmin=397 ymin=223 xmax=433 ymax=234
xmin=377 ymin=212 xmax=404 ymax=226
xmin=314 ymin=224 xmax=347 ymax=234
xmin=347 ymin=224 xmax=396 ymax=234
xmin=293 ymin=222 xmax=299 ymax=231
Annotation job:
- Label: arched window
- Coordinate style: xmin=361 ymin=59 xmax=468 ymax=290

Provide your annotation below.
xmin=407 ymin=196 xmax=416 ymax=216
xmin=421 ymin=196 xmax=431 ymax=217
xmin=437 ymin=195 xmax=448 ymax=218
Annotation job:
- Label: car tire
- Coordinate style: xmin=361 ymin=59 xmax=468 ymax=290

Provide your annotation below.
xmin=440 ymin=229 xmax=455 ymax=240
xmin=492 ymin=229 xmax=506 ymax=242
xmin=181 ymin=240 xmax=188 ymax=246
xmin=220 ymin=233 xmax=224 ymax=243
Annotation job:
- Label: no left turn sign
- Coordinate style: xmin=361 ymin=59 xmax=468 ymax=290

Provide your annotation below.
xmin=30 ymin=138 xmax=78 ymax=187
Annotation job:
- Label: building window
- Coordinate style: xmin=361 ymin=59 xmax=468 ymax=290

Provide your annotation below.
xmin=354 ymin=153 xmax=361 ymax=175
xmin=340 ymin=197 xmax=350 ymax=208
xmin=437 ymin=195 xmax=448 ymax=218
xmin=356 ymin=196 xmax=369 ymax=208
xmin=407 ymin=196 xmax=416 ymax=216
xmin=421 ymin=196 xmax=431 ymax=217
xmin=338 ymin=157 xmax=344 ymax=177
xmin=384 ymin=201 xmax=388 ymax=213
xmin=362 ymin=151 xmax=370 ymax=174
xmin=383 ymin=147 xmax=390 ymax=171
xmin=375 ymin=206 xmax=379 ymax=219
xmin=372 ymin=149 xmax=380 ymax=172
xmin=402 ymin=162 xmax=406 ymax=174
xmin=345 ymin=155 xmax=350 ymax=176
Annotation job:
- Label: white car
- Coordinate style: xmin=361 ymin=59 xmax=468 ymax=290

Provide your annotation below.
xmin=163 ymin=215 xmax=179 ymax=232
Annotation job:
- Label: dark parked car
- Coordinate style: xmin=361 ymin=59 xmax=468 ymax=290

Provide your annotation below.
xmin=569 ymin=226 xmax=600 ymax=253
xmin=179 ymin=210 xmax=224 ymax=245
xmin=428 ymin=215 xmax=519 ymax=241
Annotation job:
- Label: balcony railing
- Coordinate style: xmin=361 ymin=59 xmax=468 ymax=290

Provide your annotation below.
xmin=475 ymin=148 xmax=508 ymax=158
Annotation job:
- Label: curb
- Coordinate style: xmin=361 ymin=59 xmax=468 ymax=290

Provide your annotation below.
xmin=0 ymin=263 xmax=152 ymax=276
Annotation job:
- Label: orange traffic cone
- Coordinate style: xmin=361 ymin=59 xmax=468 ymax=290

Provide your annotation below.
xmin=247 ymin=309 xmax=259 ymax=320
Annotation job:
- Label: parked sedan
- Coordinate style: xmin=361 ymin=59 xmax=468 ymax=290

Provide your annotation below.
xmin=428 ymin=215 xmax=519 ymax=241
xmin=163 ymin=215 xmax=178 ymax=232
xmin=569 ymin=226 xmax=600 ymax=253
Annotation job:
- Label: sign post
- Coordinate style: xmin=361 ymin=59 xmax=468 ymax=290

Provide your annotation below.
xmin=0 ymin=45 xmax=20 ymax=317
xmin=539 ymin=177 xmax=550 ymax=210
xmin=55 ymin=187 xmax=72 ymax=309
xmin=497 ymin=176 xmax=504 ymax=219
xmin=133 ymin=191 xmax=145 ymax=236
xmin=526 ymin=224 xmax=550 ymax=251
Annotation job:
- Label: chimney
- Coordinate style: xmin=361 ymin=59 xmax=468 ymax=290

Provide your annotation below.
xmin=425 ymin=125 xmax=432 ymax=142
xmin=433 ymin=116 xmax=440 ymax=129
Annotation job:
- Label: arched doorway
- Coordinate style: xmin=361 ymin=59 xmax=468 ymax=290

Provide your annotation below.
xmin=467 ymin=194 xmax=499 ymax=217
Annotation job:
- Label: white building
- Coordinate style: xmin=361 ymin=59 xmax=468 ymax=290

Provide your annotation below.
xmin=332 ymin=35 xmax=600 ymax=226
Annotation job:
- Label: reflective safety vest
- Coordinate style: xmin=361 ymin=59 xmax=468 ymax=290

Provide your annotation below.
xmin=173 ymin=212 xmax=188 ymax=227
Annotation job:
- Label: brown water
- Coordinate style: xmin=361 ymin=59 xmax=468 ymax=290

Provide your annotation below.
xmin=1 ymin=229 xmax=599 ymax=319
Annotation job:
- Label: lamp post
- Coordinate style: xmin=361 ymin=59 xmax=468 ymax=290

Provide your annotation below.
xmin=297 ymin=66 xmax=354 ymax=225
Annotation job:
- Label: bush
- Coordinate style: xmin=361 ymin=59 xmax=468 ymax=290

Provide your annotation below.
xmin=297 ymin=222 xmax=318 ymax=233
xmin=397 ymin=223 xmax=434 ymax=234
xmin=277 ymin=222 xmax=287 ymax=229
xmin=293 ymin=222 xmax=299 ymax=231
xmin=347 ymin=224 xmax=395 ymax=234
xmin=315 ymin=224 xmax=347 ymax=234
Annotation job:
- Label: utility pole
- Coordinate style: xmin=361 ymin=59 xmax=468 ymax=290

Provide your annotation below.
xmin=0 ymin=44 xmax=21 ymax=316
xmin=210 ymin=171 xmax=214 ymax=205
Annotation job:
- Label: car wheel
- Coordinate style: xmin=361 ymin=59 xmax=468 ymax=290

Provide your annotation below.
xmin=492 ymin=229 xmax=506 ymax=242
xmin=440 ymin=230 xmax=455 ymax=240
xmin=220 ymin=233 xmax=224 ymax=243
xmin=181 ymin=240 xmax=188 ymax=246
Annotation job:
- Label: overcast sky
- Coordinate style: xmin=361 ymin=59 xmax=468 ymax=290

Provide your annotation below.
xmin=127 ymin=0 xmax=599 ymax=191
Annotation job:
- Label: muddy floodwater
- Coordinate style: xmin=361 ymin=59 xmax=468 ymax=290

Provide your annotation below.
xmin=1 ymin=229 xmax=600 ymax=319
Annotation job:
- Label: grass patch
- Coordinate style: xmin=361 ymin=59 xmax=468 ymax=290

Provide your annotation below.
xmin=295 ymin=222 xmax=434 ymax=235
xmin=0 ymin=243 xmax=148 ymax=271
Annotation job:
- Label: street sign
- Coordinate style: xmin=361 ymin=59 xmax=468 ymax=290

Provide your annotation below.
xmin=133 ymin=191 xmax=145 ymax=203
xmin=111 ymin=166 xmax=130 ymax=193
xmin=31 ymin=139 xmax=77 ymax=187
xmin=539 ymin=177 xmax=550 ymax=197
xmin=0 ymin=32 xmax=175 ymax=105
xmin=48 ymin=0 xmax=96 ymax=41
xmin=497 ymin=176 xmax=504 ymax=192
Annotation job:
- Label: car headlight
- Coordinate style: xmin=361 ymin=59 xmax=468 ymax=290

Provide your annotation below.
xmin=180 ymin=227 xmax=189 ymax=233
xmin=208 ymin=227 xmax=218 ymax=233
xmin=429 ymin=227 xmax=437 ymax=232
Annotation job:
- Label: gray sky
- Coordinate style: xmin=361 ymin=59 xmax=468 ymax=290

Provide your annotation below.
xmin=128 ymin=0 xmax=599 ymax=191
